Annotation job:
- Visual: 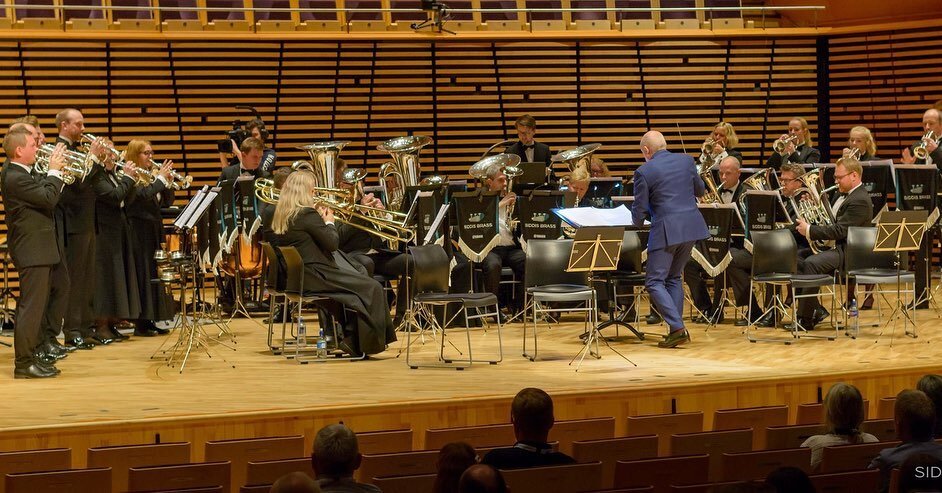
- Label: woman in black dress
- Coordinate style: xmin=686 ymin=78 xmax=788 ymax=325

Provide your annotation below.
xmin=271 ymin=171 xmax=395 ymax=356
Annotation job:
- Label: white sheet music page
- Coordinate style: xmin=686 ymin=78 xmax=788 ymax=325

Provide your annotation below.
xmin=554 ymin=205 xmax=642 ymax=227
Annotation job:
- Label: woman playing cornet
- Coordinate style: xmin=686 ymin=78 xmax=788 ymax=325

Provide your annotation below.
xmin=847 ymin=126 xmax=878 ymax=161
xmin=766 ymin=117 xmax=821 ymax=170
xmin=700 ymin=122 xmax=743 ymax=168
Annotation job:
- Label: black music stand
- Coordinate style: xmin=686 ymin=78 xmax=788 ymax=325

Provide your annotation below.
xmin=893 ymin=164 xmax=940 ymax=311
xmin=566 ymin=226 xmax=636 ymax=371
xmin=873 ymin=210 xmax=927 ymax=340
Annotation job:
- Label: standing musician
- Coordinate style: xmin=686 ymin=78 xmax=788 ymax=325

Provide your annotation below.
xmin=124 ymin=140 xmax=175 ymax=336
xmin=701 ymin=122 xmax=743 ymax=167
xmin=847 ymin=126 xmax=879 ymax=161
xmin=632 ymin=131 xmax=710 ymax=348
xmin=482 ymin=164 xmax=527 ymax=322
xmin=901 ymin=108 xmax=942 ymax=165
xmin=794 ymin=157 xmax=874 ymax=330
xmin=2 ymin=124 xmax=67 ymax=378
xmin=506 ymin=115 xmax=551 ymax=167
xmin=271 ymin=171 xmax=395 ymax=356
xmin=56 ymin=108 xmax=106 ymax=350
xmin=766 ymin=117 xmax=822 ymax=170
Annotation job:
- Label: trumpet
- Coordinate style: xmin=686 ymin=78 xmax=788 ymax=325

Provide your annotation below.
xmin=914 ymin=131 xmax=937 ymax=161
xmin=34 ymin=144 xmax=94 ymax=185
xmin=772 ymin=134 xmax=800 ymax=156
xmin=147 ymin=159 xmax=193 ymax=190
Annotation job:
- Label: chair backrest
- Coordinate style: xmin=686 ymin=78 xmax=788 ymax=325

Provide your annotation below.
xmin=845 ymin=226 xmax=896 ymax=271
xmin=278 ymin=246 xmax=306 ymax=294
xmin=720 ymin=448 xmax=812 ymax=482
xmin=524 ymin=239 xmax=587 ymax=288
xmin=671 ymin=429 xmax=752 ymax=482
xmin=750 ymin=230 xmax=797 ymax=276
xmin=571 ymin=435 xmax=658 ymax=489
xmin=260 ymin=242 xmax=282 ymax=291
xmin=765 ymin=423 xmax=826 ymax=450
xmin=371 ymin=472 xmax=436 ymax=493
xmin=356 ymin=429 xmax=413 ymax=455
xmin=245 ymin=457 xmax=313 ymax=486
xmin=87 ymin=442 xmax=191 ymax=493
xmin=239 ymin=485 xmax=271 ymax=493
xmin=501 ymin=461 xmax=603 ymax=493
xmin=550 ymin=417 xmax=616 ymax=455
xmin=626 ymin=412 xmax=704 ymax=457
xmin=614 ymin=454 xmax=710 ymax=490
xmin=617 ymin=230 xmax=645 ymax=273
xmin=860 ymin=418 xmax=897 ymax=441
xmin=712 ymin=405 xmax=788 ymax=450
xmin=810 ymin=468 xmax=881 ymax=492
xmin=796 ymin=402 xmax=824 ymax=425
xmin=127 ymin=461 xmax=231 ymax=492
xmin=424 ymin=423 xmax=515 ymax=450
xmin=357 ymin=449 xmax=439 ymax=484
xmin=819 ymin=441 xmax=899 ymax=474
xmin=4 ymin=467 xmax=111 ymax=493
xmin=0 ymin=448 xmax=71 ymax=493
xmin=878 ymin=397 xmax=896 ymax=419
xmin=408 ymin=244 xmax=450 ymax=294
xmin=204 ymin=435 xmax=304 ymax=493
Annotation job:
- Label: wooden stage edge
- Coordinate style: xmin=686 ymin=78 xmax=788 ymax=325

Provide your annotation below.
xmin=0 ymin=312 xmax=939 ymax=466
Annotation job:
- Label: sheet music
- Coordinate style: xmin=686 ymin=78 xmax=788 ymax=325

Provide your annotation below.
xmin=174 ymin=186 xmax=209 ymax=229
xmin=423 ymin=204 xmax=450 ymax=245
xmin=554 ymin=205 xmax=642 ymax=227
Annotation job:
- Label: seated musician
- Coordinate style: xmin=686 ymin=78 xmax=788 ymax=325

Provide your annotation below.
xmin=848 ymin=126 xmax=879 ymax=161
xmin=766 ymin=117 xmax=822 ymax=170
xmin=794 ymin=157 xmax=874 ymax=330
xmin=482 ymin=165 xmax=527 ymax=322
xmin=218 ymin=119 xmax=277 ymax=174
xmin=271 ymin=171 xmax=395 ymax=356
xmin=564 ymin=166 xmax=590 ymax=206
xmin=901 ymin=108 xmax=942 ymax=165
xmin=218 ymin=137 xmax=272 ymax=183
xmin=589 ymin=156 xmax=611 ymax=178
xmin=700 ymin=122 xmax=743 ymax=166
xmin=506 ymin=114 xmax=551 ymax=167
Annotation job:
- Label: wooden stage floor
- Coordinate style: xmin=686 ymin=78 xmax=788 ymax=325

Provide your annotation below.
xmin=0 ymin=307 xmax=940 ymax=463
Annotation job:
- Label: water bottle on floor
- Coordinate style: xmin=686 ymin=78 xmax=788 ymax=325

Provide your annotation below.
xmin=316 ymin=327 xmax=327 ymax=359
xmin=849 ymin=298 xmax=859 ymax=332
xmin=297 ymin=316 xmax=307 ymax=348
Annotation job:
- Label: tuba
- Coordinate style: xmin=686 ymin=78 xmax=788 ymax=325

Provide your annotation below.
xmin=377 ymin=135 xmax=432 ymax=212
xmin=789 ymin=168 xmax=837 ymax=254
xmin=550 ymin=143 xmax=601 ymax=176
xmin=297 ymin=140 xmax=351 ymax=191
xmin=914 ymin=131 xmax=937 ymax=161
xmin=34 ymin=144 xmax=94 ymax=185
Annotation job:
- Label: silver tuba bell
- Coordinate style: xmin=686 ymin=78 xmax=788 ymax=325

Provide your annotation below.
xmin=550 ymin=143 xmax=601 ymax=177
xmin=377 ymin=135 xmax=432 ymax=212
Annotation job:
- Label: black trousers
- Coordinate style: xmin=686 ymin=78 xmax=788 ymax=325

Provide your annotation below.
xmin=65 ymin=232 xmax=96 ymax=338
xmin=481 ymin=245 xmax=526 ymax=308
xmin=14 ymin=262 xmax=67 ymax=368
xmin=797 ymin=247 xmax=842 ymax=319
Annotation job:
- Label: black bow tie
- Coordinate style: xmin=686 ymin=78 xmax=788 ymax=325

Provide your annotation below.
xmin=522 ymin=144 xmax=535 ymax=150
xmin=720 ymin=188 xmax=733 ymax=194
xmin=837 ymin=192 xmax=848 ymax=198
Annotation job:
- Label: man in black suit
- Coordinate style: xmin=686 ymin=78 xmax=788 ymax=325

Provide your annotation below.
xmin=2 ymin=125 xmax=67 ymax=378
xmin=55 ymin=108 xmax=105 ymax=349
xmin=218 ymin=137 xmax=271 ymax=183
xmin=505 ymin=114 xmax=551 ymax=170
xmin=795 ymin=158 xmax=874 ymax=330
xmin=901 ymin=108 xmax=942 ymax=166
xmin=481 ymin=165 xmax=526 ymax=321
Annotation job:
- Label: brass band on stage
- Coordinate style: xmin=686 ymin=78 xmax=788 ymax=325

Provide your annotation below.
xmin=3 ymin=106 xmax=942 ymax=376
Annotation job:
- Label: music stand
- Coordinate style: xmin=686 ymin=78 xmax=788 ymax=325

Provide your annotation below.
xmin=873 ymin=210 xmax=927 ymax=340
xmin=566 ymin=226 xmax=636 ymax=371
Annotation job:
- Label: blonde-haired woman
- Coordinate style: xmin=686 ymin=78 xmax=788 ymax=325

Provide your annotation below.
xmin=766 ymin=117 xmax=822 ymax=170
xmin=272 ymin=171 xmax=394 ymax=356
xmin=701 ymin=121 xmax=743 ymax=167
xmin=848 ymin=126 xmax=878 ymax=161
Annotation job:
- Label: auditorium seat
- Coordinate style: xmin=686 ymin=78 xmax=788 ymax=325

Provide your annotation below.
xmin=501 ymin=461 xmax=603 ymax=493
xmin=819 ymin=441 xmax=899 ymax=474
xmin=860 ymin=418 xmax=897 ymax=441
xmin=614 ymin=454 xmax=710 ymax=490
xmin=245 ymin=457 xmax=313 ymax=486
xmin=669 ymin=481 xmax=761 ymax=492
xmin=671 ymin=428 xmax=752 ymax=482
xmin=720 ymin=448 xmax=812 ymax=482
xmin=0 ymin=448 xmax=71 ymax=493
xmin=87 ymin=442 xmax=191 ymax=493
xmin=712 ymin=405 xmax=788 ymax=450
xmin=371 ymin=472 xmax=436 ymax=493
xmin=127 ymin=461 xmax=231 ymax=492
xmin=550 ymin=417 xmax=616 ymax=455
xmin=809 ymin=469 xmax=880 ymax=492
xmin=205 ymin=435 xmax=304 ymax=493
xmin=625 ymin=412 xmax=704 ymax=456
xmin=424 ymin=417 xmax=612 ymax=452
xmin=356 ymin=428 xmax=413 ymax=454
xmin=796 ymin=400 xmax=870 ymax=425
xmin=4 ymin=467 xmax=111 ymax=493
xmin=571 ymin=435 xmax=658 ymax=488
xmin=765 ymin=423 xmax=825 ymax=450
xmin=148 ymin=488 xmax=224 ymax=492
xmin=357 ymin=449 xmax=439 ymax=483
xmin=878 ymin=397 xmax=896 ymax=419
xmin=239 ymin=486 xmax=271 ymax=493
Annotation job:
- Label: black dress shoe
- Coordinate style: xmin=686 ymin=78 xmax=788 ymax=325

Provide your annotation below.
xmin=338 ymin=337 xmax=362 ymax=357
xmin=109 ymin=326 xmax=130 ymax=341
xmin=14 ymin=364 xmax=57 ymax=379
xmin=812 ymin=306 xmax=830 ymax=325
xmin=134 ymin=327 xmax=159 ymax=337
xmin=735 ymin=318 xmax=748 ymax=327
xmin=91 ymin=334 xmax=114 ymax=345
xmin=40 ymin=342 xmax=68 ymax=359
xmin=658 ymin=330 xmax=691 ymax=348
xmin=34 ymin=358 xmax=60 ymax=375
xmin=153 ymin=327 xmax=170 ymax=335
xmin=756 ymin=313 xmax=776 ymax=328
xmin=66 ymin=337 xmax=96 ymax=350
xmin=36 ymin=351 xmax=63 ymax=364
xmin=645 ymin=313 xmax=663 ymax=325
xmin=50 ymin=340 xmax=76 ymax=353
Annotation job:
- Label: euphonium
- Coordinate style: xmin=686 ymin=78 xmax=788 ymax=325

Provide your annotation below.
xmin=914 ymin=131 xmax=937 ymax=160
xmin=550 ymin=143 xmax=601 ymax=175
xmin=741 ymin=168 xmax=773 ymax=192
xmin=377 ymin=135 xmax=432 ymax=212
xmin=503 ymin=163 xmax=524 ymax=228
xmin=34 ymin=144 xmax=93 ymax=185
xmin=772 ymin=134 xmax=800 ymax=156
xmin=789 ymin=169 xmax=836 ymax=254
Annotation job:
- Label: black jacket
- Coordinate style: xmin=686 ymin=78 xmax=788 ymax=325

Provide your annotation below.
xmin=56 ymin=135 xmax=102 ymax=235
xmin=810 ymin=184 xmax=874 ymax=248
xmin=1 ymin=161 xmax=64 ymax=268
xmin=506 ymin=140 xmax=551 ymax=167
xmin=766 ymin=144 xmax=822 ymax=170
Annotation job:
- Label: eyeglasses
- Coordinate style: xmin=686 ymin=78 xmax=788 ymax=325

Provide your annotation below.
xmin=779 ymin=177 xmax=796 ymax=184
xmin=834 ymin=173 xmax=850 ymax=181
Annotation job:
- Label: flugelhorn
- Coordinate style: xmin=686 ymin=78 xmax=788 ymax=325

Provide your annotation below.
xmin=914 ymin=131 xmax=937 ymax=160
xmin=146 ymin=159 xmax=193 ymax=190
xmin=34 ymin=144 xmax=93 ymax=185
xmin=772 ymin=134 xmax=800 ymax=156
xmin=81 ymin=133 xmax=153 ymax=186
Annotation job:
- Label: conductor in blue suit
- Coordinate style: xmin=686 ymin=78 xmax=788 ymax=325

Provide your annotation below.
xmin=631 ymin=131 xmax=710 ymax=348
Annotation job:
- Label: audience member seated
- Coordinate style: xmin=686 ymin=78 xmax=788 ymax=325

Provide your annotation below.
xmin=459 ymin=464 xmax=508 ymax=493
xmin=481 ymin=388 xmax=575 ymax=470
xmin=712 ymin=483 xmax=774 ymax=493
xmin=311 ymin=424 xmax=381 ymax=493
xmin=435 ymin=442 xmax=478 ymax=493
xmin=272 ymin=471 xmax=321 ymax=493
xmin=917 ymin=374 xmax=942 ymax=438
xmin=869 ymin=389 xmax=942 ymax=492
xmin=764 ymin=466 xmax=814 ymax=493
xmin=801 ymin=382 xmax=878 ymax=470
xmin=897 ymin=453 xmax=942 ymax=493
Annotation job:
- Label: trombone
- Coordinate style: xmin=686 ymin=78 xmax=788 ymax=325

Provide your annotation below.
xmin=914 ymin=131 xmax=937 ymax=161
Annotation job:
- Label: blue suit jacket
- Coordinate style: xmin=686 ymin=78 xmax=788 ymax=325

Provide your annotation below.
xmin=631 ymin=149 xmax=710 ymax=251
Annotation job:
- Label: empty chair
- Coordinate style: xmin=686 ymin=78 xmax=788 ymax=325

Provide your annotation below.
xmin=128 ymin=461 xmax=230 ymax=492
xmin=0 ymin=448 xmax=71 ymax=493
xmin=614 ymin=454 xmax=710 ymax=490
xmin=356 ymin=429 xmax=413 ymax=454
xmin=501 ymin=461 xmax=603 ymax=493
xmin=809 ymin=469 xmax=880 ymax=492
xmin=713 ymin=405 xmax=788 ymax=450
xmin=425 ymin=423 xmax=515 ymax=450
xmin=819 ymin=441 xmax=901 ymax=474
xmin=205 ymin=435 xmax=304 ymax=493
xmin=796 ymin=402 xmax=824 ymax=425
xmin=844 ymin=226 xmax=916 ymax=337
xmin=246 ymin=457 xmax=313 ymax=486
xmin=626 ymin=412 xmax=704 ymax=457
xmin=357 ymin=449 xmax=439 ymax=483
xmin=5 ymin=467 xmax=110 ymax=493
xmin=878 ymin=397 xmax=896 ymax=419
xmin=671 ymin=429 xmax=752 ymax=482
xmin=549 ymin=417 xmax=615 ymax=455
xmin=571 ymin=435 xmax=658 ymax=489
xmin=371 ymin=472 xmax=436 ymax=493
xmin=87 ymin=442 xmax=191 ymax=493
xmin=720 ymin=448 xmax=812 ymax=482
xmin=766 ymin=424 xmax=826 ymax=450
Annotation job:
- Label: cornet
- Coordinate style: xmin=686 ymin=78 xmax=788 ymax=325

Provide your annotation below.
xmin=700 ymin=138 xmax=722 ymax=167
xmin=772 ymin=134 xmax=800 ymax=156
xmin=34 ymin=144 xmax=93 ymax=185
xmin=842 ymin=147 xmax=861 ymax=161
xmin=147 ymin=159 xmax=193 ymax=190
xmin=914 ymin=131 xmax=937 ymax=161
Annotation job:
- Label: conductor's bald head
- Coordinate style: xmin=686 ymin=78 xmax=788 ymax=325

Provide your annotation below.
xmin=640 ymin=131 xmax=667 ymax=161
